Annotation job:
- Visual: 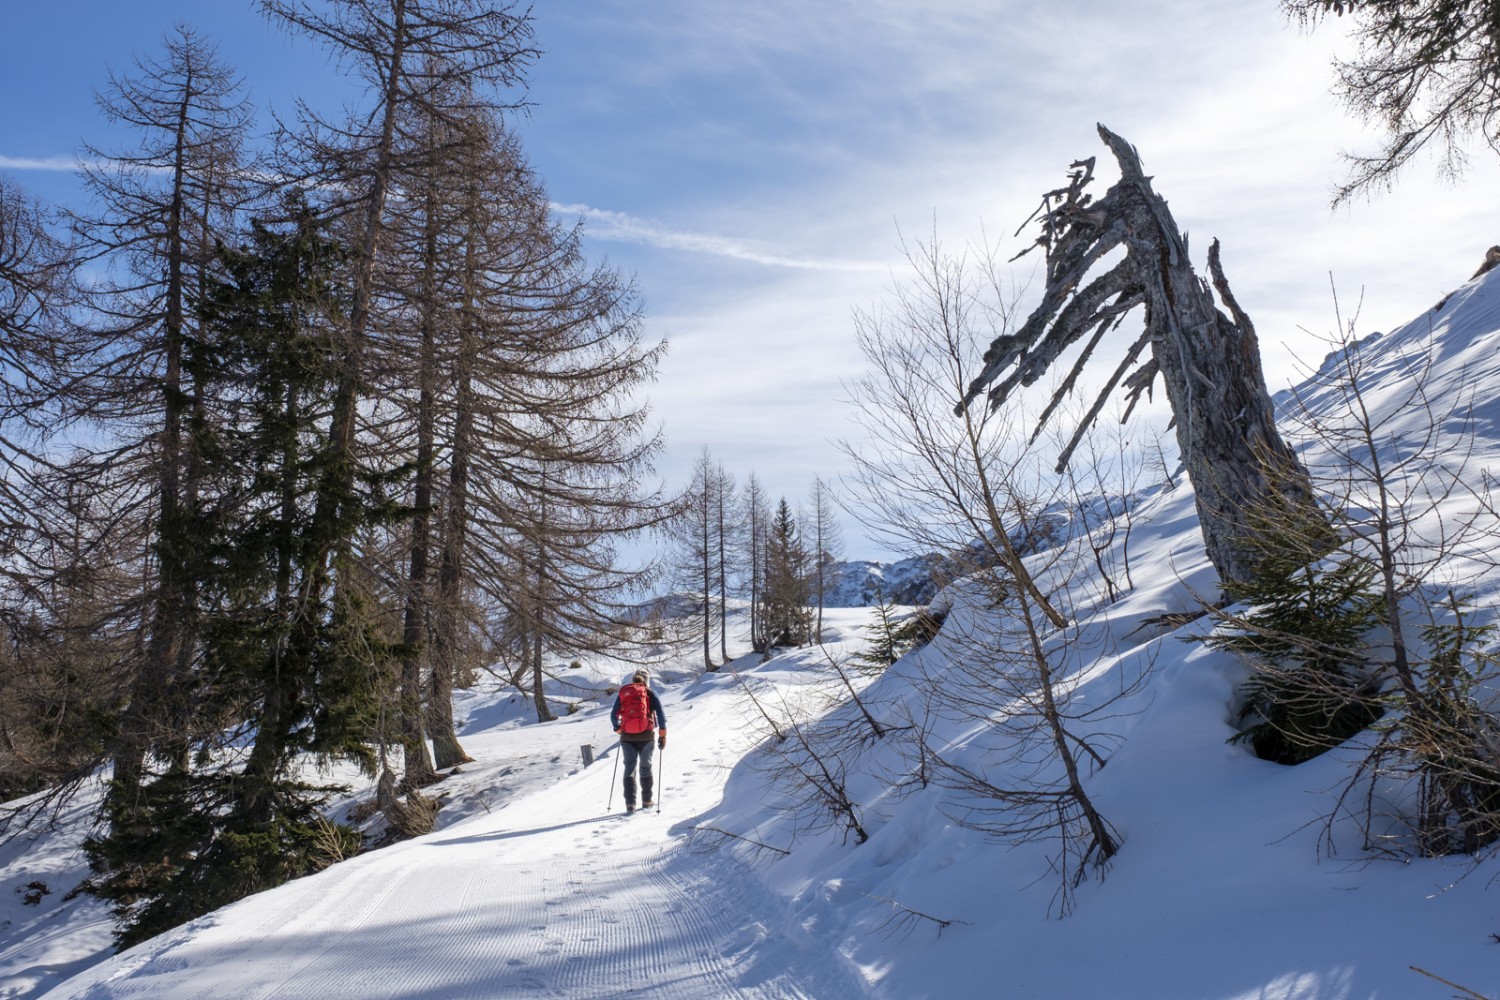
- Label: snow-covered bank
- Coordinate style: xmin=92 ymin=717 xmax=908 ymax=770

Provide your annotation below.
xmin=9 ymin=271 xmax=1500 ymax=1000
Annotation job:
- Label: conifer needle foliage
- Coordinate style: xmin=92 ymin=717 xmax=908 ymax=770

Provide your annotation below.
xmin=1208 ymin=545 xmax=1385 ymax=765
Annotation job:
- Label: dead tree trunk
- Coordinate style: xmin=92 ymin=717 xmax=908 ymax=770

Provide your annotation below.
xmin=960 ymin=124 xmax=1323 ymax=589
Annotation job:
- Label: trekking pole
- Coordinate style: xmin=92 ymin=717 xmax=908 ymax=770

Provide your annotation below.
xmin=607 ymin=741 xmax=620 ymax=811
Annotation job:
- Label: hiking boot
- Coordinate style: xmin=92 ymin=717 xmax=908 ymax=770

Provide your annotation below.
xmin=642 ymin=799 xmax=653 ymax=809
xmin=625 ymin=804 xmax=636 ymax=814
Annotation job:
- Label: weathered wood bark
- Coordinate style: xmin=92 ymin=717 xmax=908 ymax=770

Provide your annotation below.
xmin=1472 ymin=245 xmax=1500 ymax=280
xmin=960 ymin=125 xmax=1323 ymax=589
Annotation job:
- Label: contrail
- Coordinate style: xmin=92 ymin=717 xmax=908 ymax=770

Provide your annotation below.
xmin=552 ymin=202 xmax=884 ymax=273
xmin=0 ymin=155 xmax=87 ymax=171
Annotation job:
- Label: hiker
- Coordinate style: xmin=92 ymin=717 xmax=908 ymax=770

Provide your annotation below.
xmin=611 ymin=669 xmax=667 ymax=813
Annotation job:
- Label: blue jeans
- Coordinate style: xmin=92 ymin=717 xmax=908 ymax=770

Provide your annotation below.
xmin=621 ymin=739 xmax=655 ymax=806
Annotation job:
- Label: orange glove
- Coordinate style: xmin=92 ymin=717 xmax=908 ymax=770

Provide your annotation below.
xmin=657 ymin=729 xmax=667 ymax=749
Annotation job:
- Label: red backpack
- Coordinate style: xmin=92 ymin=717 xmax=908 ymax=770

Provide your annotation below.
xmin=618 ymin=682 xmax=653 ymax=734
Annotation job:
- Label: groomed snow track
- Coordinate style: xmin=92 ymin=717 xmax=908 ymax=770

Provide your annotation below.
xmin=41 ymin=654 xmax=876 ymax=1000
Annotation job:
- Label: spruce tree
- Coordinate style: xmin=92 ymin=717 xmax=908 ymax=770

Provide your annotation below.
xmin=763 ymin=498 xmax=812 ymax=648
xmin=1407 ymin=596 xmax=1500 ymax=853
xmin=857 ymin=582 xmax=904 ymax=673
xmin=1206 ymin=526 xmax=1384 ymax=765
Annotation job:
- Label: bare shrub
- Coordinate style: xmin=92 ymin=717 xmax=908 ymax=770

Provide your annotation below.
xmin=841 ymin=231 xmax=1152 ymax=912
xmin=735 ymin=658 xmax=887 ymax=846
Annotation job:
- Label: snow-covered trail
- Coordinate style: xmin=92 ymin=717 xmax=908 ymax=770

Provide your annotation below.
xmin=39 ymin=650 xmax=875 ymax=1000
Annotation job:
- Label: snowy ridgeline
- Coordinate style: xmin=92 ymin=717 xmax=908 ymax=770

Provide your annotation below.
xmin=822 ymin=555 xmax=941 ymax=606
xmin=825 ymin=495 xmax=1153 ymax=608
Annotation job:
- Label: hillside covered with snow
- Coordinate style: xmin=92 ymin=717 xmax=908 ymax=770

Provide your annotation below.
xmin=7 ymin=269 xmax=1500 ymax=998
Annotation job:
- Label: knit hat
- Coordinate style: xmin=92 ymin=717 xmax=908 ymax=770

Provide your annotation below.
xmin=632 ymin=669 xmax=649 ymax=685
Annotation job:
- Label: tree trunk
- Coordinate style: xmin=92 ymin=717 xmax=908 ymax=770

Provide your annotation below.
xmin=304 ymin=0 xmax=408 ymax=631
xmin=397 ymin=179 xmax=441 ymax=791
xmin=749 ymin=510 xmax=761 ymax=651
xmin=716 ymin=469 xmax=730 ymax=663
xmin=962 ymin=125 xmax=1323 ymax=590
xmin=116 ymin=76 xmax=197 ymax=801
xmin=428 ymin=217 xmax=477 ymax=769
xmin=701 ymin=474 xmax=714 ymax=671
xmin=530 ymin=628 xmax=554 ymax=723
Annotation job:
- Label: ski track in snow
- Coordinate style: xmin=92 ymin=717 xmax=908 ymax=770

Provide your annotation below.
xmin=41 ymin=655 xmax=873 ymax=1000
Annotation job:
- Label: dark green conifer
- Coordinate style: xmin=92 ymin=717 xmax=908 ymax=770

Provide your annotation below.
xmin=1207 ymin=526 xmax=1384 ymax=764
xmin=85 ymin=201 xmax=392 ymax=947
xmin=762 ymin=498 xmax=811 ymax=648
xmin=858 ymin=582 xmax=904 ymax=672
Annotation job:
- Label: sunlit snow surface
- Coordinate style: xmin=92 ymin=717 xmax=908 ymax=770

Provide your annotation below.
xmin=7 ymin=271 xmax=1500 ymax=999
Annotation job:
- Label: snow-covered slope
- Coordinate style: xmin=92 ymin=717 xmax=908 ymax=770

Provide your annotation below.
xmin=9 ymin=268 xmax=1500 ymax=1000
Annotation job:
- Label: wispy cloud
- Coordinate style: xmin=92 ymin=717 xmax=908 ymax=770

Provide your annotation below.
xmin=1 ymin=154 xmax=180 ymax=178
xmin=551 ymin=202 xmax=885 ymax=272
xmin=0 ymin=155 xmax=85 ymax=172
xmin=0 ymin=161 xmax=879 ymax=274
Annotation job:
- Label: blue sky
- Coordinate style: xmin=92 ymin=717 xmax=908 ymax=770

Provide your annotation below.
xmin=5 ymin=1 xmax=1500 ymax=561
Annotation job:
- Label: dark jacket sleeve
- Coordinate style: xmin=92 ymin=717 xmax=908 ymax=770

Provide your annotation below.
xmin=610 ymin=692 xmax=622 ymax=731
xmin=649 ymin=690 xmax=666 ymax=729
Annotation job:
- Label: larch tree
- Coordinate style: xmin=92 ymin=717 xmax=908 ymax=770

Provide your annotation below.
xmin=673 ymin=449 xmax=719 ymax=670
xmin=0 ymin=462 xmax=139 ymax=804
xmin=4 ymin=0 xmax=675 ymax=947
xmin=423 ymin=113 xmax=666 ymax=721
xmin=69 ymin=24 xmax=255 ymax=810
xmin=0 ymin=183 xmax=110 ymax=801
xmin=740 ymin=472 xmax=772 ymax=652
xmin=401 ymin=112 xmax=531 ymax=721
xmin=1283 ymin=0 xmax=1500 ymax=203
xmin=259 ymin=0 xmax=536 ymax=796
xmin=842 ymin=229 xmax=1132 ymax=910
xmin=424 ymin=133 xmax=486 ymax=762
xmin=0 ymin=175 xmax=80 ymax=553
xmin=714 ymin=463 xmax=738 ymax=663
xmin=376 ymin=81 xmax=485 ymax=788
xmin=0 ymin=176 xmax=77 ymax=398
xmin=763 ymin=497 xmax=812 ymax=648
